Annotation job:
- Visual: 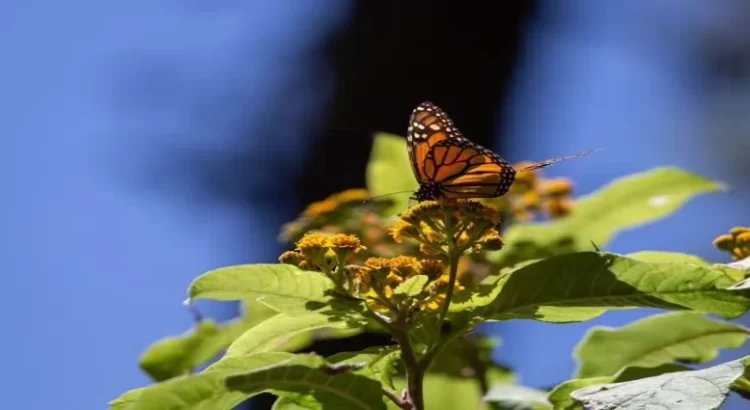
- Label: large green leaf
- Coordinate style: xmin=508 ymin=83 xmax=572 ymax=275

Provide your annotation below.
xmin=110 ymin=352 xmax=296 ymax=410
xmin=548 ymin=364 xmax=689 ymax=410
xmin=225 ymin=310 xmax=367 ymax=358
xmin=139 ymin=301 xmax=280 ymax=381
xmin=188 ymin=264 xmax=342 ymax=313
xmin=273 ymin=347 xmax=400 ymax=410
xmin=568 ymin=356 xmax=748 ymax=410
xmin=110 ymin=352 xmax=388 ymax=410
xmin=226 ymin=354 xmax=387 ymax=410
xmin=454 ymin=252 xmax=750 ymax=325
xmin=490 ymin=167 xmax=726 ymax=267
xmin=574 ymin=311 xmax=750 ymax=378
xmin=365 ymin=133 xmax=419 ymax=216
xmin=626 ymin=251 xmax=711 ymax=266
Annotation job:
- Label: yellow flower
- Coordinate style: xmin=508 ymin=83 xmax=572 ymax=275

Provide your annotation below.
xmin=730 ymin=227 xmax=750 ymax=236
xmin=400 ymin=201 xmax=442 ymax=225
xmin=327 ymin=233 xmax=366 ymax=264
xmin=297 ymin=232 xmax=329 ymax=251
xmin=389 ymin=219 xmax=419 ymax=243
xmin=278 ymin=250 xmax=304 ymax=266
xmin=476 ymin=231 xmax=504 ymax=251
xmin=736 ymin=232 xmax=750 ymax=245
xmin=389 ymin=256 xmax=420 ymax=278
xmin=544 ymin=198 xmax=575 ymax=219
xmin=512 ymin=163 xmax=538 ymax=188
xmin=331 ymin=188 xmax=370 ymax=204
xmin=520 ymin=191 xmax=541 ymax=209
xmin=303 ymin=199 xmax=339 ymax=218
xmin=539 ymin=177 xmax=574 ymax=197
xmin=712 ymin=234 xmax=735 ymax=250
xmin=362 ymin=257 xmax=391 ymax=272
xmin=712 ymin=227 xmax=750 ymax=261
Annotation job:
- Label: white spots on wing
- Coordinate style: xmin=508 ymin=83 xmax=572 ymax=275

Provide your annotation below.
xmin=648 ymin=195 xmax=671 ymax=207
xmin=428 ymin=123 xmax=441 ymax=131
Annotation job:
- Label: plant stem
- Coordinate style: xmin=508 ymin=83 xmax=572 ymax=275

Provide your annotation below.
xmin=397 ymin=331 xmax=424 ymax=410
xmin=425 ymin=250 xmax=460 ymax=356
xmin=382 ymin=387 xmax=411 ymax=410
xmin=366 ymin=306 xmax=424 ymax=409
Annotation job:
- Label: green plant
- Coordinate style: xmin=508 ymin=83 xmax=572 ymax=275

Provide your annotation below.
xmin=111 ymin=133 xmax=750 ymax=410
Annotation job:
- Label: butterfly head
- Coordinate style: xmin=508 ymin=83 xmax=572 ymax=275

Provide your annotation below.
xmin=412 ymin=181 xmax=443 ymax=202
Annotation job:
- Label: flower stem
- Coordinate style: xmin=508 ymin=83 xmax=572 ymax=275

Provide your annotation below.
xmin=425 ymin=249 xmax=460 ymax=358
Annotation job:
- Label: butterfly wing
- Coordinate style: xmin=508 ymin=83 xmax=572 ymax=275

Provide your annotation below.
xmin=407 ymin=101 xmax=464 ymax=184
xmin=429 ymin=139 xmax=516 ymax=198
xmin=407 ymin=101 xmax=516 ymax=199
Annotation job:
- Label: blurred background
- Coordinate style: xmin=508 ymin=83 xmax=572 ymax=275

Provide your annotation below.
xmin=3 ymin=1 xmax=750 ymax=409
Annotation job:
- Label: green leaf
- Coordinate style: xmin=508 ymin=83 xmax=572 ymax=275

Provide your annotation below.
xmin=226 ymin=354 xmax=387 ymax=410
xmin=394 ymin=275 xmax=428 ymax=296
xmin=732 ymin=370 xmax=750 ymax=400
xmin=110 ymin=351 xmax=388 ymax=410
xmin=484 ymin=384 xmax=552 ymax=410
xmin=613 ymin=363 xmax=691 ymax=382
xmin=393 ymin=373 xmax=477 ymax=410
xmin=569 ymin=356 xmax=748 ymax=410
xmin=548 ymin=377 xmax=612 ymax=410
xmin=109 ymin=387 xmax=147 ymax=410
xmin=138 ymin=320 xmax=222 ymax=382
xmin=139 ymin=301 xmax=280 ymax=381
xmin=626 ymin=251 xmax=711 ymax=266
xmin=574 ymin=311 xmax=749 ymax=378
xmin=326 ymin=346 xmax=402 ymax=389
xmin=548 ymin=364 xmax=689 ymax=410
xmin=727 ymin=255 xmax=750 ymax=273
xmin=490 ymin=167 xmax=726 ymax=267
xmin=456 ymin=252 xmax=750 ymax=325
xmin=110 ymin=352 xmax=297 ymax=410
xmin=225 ymin=310 xmax=367 ymax=358
xmin=365 ymin=133 xmax=419 ymax=216
xmin=188 ymin=264 xmax=337 ymax=313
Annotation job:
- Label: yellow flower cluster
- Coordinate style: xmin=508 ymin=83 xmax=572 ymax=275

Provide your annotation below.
xmin=278 ymin=188 xmax=412 ymax=259
xmin=279 ymin=232 xmax=366 ymax=294
xmin=389 ymin=200 xmax=504 ymax=258
xmin=353 ymin=256 xmax=466 ymax=314
xmin=484 ymin=164 xmax=576 ymax=223
xmin=279 ymin=231 xmax=470 ymax=316
xmin=713 ymin=226 xmax=750 ymax=261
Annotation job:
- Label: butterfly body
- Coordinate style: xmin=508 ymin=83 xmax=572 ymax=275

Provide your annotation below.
xmin=406 ymin=101 xmax=594 ymax=202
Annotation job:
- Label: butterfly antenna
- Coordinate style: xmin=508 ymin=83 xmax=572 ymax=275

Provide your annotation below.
xmin=362 ymin=190 xmax=414 ymax=204
xmin=516 ymin=148 xmax=602 ymax=172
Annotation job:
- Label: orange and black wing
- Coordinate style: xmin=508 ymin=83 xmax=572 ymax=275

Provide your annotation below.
xmin=407 ymin=101 xmax=464 ymax=184
xmin=429 ymin=138 xmax=516 ymax=198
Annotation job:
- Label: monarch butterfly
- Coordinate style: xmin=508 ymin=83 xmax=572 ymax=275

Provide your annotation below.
xmin=407 ymin=101 xmax=596 ymax=202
